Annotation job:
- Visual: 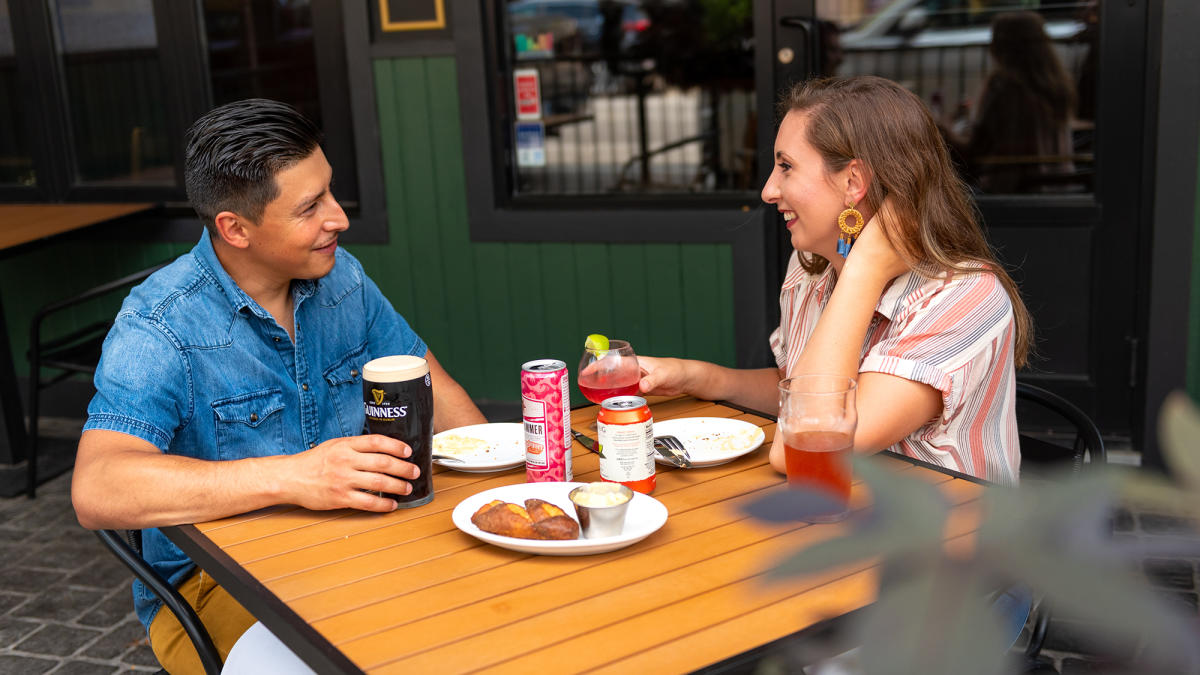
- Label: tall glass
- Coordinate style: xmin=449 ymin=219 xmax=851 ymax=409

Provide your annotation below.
xmin=777 ymin=375 xmax=857 ymax=523
xmin=362 ymin=355 xmax=433 ymax=507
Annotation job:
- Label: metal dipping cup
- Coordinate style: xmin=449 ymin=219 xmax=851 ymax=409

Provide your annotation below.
xmin=569 ymin=483 xmax=634 ymax=538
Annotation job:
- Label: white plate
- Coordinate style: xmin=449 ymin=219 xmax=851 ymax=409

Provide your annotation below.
xmin=432 ymin=423 xmax=525 ymax=472
xmin=451 ymin=482 xmax=669 ymax=556
xmin=652 ymin=417 xmax=766 ymax=467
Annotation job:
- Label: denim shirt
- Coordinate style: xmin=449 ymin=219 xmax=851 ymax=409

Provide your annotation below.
xmin=84 ymin=229 xmax=426 ymax=631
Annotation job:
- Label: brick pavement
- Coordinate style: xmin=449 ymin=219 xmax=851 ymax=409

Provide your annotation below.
xmin=0 ymin=469 xmax=157 ymax=674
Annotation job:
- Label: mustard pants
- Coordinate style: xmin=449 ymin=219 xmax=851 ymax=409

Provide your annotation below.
xmin=147 ymin=569 xmax=256 ymax=674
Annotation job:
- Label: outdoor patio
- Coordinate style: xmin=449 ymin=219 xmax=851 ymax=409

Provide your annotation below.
xmin=0 ymin=419 xmax=1195 ymax=674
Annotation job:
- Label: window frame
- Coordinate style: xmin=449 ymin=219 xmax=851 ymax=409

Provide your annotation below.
xmin=0 ymin=0 xmax=387 ymax=245
xmin=455 ymin=0 xmax=766 ymax=245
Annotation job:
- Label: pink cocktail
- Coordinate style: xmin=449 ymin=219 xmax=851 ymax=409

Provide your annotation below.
xmin=578 ymin=339 xmax=639 ymax=405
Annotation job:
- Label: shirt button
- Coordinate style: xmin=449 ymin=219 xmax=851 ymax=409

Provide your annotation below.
xmin=308 ymin=442 xmax=315 ymax=448
xmin=273 ymin=336 xmax=281 ymax=342
xmin=350 ymin=369 xmax=358 ymax=378
xmin=249 ymin=413 xmax=258 ymax=423
xmin=302 ymin=383 xmax=309 ymax=391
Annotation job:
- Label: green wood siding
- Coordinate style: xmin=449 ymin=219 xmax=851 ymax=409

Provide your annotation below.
xmin=356 ymin=56 xmax=736 ymax=402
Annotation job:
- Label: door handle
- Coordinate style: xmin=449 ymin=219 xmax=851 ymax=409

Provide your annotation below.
xmin=779 ymin=16 xmax=812 ymax=37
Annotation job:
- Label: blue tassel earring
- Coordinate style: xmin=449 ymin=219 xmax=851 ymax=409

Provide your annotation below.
xmin=837 ymin=204 xmax=864 ymax=258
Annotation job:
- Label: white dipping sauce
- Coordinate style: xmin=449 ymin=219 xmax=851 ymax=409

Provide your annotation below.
xmin=570 ymin=482 xmax=631 ymax=507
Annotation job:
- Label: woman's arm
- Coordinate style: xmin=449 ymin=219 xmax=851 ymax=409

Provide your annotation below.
xmin=637 ymin=356 xmax=782 ymax=414
xmin=781 ymin=209 xmax=942 ymax=459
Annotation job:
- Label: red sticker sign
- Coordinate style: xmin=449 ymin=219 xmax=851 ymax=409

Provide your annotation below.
xmin=514 ymin=68 xmax=541 ymax=120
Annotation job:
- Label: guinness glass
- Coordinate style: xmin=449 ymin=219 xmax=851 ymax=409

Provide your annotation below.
xmin=362 ymin=355 xmax=434 ymax=507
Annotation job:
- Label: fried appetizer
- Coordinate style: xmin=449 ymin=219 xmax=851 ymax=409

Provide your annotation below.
xmin=524 ymin=498 xmax=568 ymax=522
xmin=472 ymin=500 xmax=506 ymax=518
xmin=532 ymin=514 xmax=580 ymax=540
xmin=471 ymin=502 xmax=538 ymax=539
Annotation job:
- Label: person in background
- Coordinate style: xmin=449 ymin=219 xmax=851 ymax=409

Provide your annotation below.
xmin=945 ymin=11 xmax=1078 ymax=193
xmin=638 ymin=75 xmax=1032 ymax=486
xmin=71 ymin=98 xmax=486 ymax=673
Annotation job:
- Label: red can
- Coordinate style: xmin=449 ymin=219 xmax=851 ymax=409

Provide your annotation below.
xmin=521 ymin=359 xmax=573 ymax=482
xmin=596 ymin=395 xmax=655 ymax=494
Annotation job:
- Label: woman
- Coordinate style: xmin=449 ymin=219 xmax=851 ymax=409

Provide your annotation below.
xmin=638 ymin=76 xmax=1032 ymax=485
xmin=954 ymin=11 xmax=1078 ymax=192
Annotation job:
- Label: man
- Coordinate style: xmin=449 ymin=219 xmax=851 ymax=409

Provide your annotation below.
xmin=71 ymin=98 xmax=486 ymax=673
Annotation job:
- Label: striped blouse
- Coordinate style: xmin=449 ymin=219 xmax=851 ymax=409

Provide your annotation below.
xmin=769 ymin=252 xmax=1020 ymax=485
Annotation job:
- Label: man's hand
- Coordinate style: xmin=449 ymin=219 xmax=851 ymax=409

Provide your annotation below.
xmin=283 ymin=434 xmax=420 ymax=512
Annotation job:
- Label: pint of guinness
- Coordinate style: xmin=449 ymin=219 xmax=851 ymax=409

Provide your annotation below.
xmin=362 ymin=355 xmax=433 ymax=507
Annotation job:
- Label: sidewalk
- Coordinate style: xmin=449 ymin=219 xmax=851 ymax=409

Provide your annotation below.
xmin=0 ymin=467 xmax=157 ymax=674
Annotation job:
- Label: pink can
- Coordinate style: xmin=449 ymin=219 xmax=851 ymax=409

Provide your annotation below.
xmin=521 ymin=359 xmax=573 ymax=482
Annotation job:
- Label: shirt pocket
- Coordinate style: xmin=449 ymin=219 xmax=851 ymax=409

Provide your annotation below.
xmin=211 ymin=388 xmax=286 ymax=460
xmin=323 ymin=341 xmax=368 ymax=437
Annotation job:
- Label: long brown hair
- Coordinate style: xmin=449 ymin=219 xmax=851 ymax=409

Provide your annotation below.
xmin=989 ymin=11 xmax=1075 ymax=126
xmin=779 ymin=76 xmax=1033 ymax=367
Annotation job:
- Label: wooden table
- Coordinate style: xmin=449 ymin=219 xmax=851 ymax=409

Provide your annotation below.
xmin=164 ymin=396 xmax=986 ymax=674
xmin=0 ymin=203 xmax=156 ymax=465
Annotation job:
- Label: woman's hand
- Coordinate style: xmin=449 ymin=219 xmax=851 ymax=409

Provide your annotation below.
xmin=844 ymin=197 xmax=910 ymax=284
xmin=636 ymin=356 xmax=692 ymax=397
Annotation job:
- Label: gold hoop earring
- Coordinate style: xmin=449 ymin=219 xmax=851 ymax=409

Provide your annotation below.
xmin=837 ymin=204 xmax=864 ymax=258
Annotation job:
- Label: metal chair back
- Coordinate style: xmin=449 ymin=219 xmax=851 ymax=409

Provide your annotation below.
xmin=25 ymin=262 xmax=170 ymax=497
xmin=95 ymin=529 xmax=223 ymax=675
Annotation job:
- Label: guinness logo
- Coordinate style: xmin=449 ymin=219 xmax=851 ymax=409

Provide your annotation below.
xmin=371 ymin=388 xmax=385 ymax=405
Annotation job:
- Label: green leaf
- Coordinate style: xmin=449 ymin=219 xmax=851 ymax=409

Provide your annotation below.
xmin=852 ymin=456 xmax=949 ymax=545
xmin=1121 ymin=473 xmax=1200 ymax=519
xmin=856 ymin=564 xmax=1012 ymax=675
xmin=999 ymin=548 xmax=1200 ymax=667
xmin=1159 ymin=390 xmax=1200 ymax=490
xmin=762 ymin=456 xmax=950 ymax=580
xmin=743 ymin=489 xmax=858 ymax=524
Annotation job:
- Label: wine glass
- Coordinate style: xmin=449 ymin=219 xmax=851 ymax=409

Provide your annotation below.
xmin=578 ymin=339 xmax=640 ymax=430
xmin=777 ymin=375 xmax=857 ymax=523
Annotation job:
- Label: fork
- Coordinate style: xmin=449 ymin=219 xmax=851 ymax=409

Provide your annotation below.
xmin=654 ymin=435 xmax=693 ymax=468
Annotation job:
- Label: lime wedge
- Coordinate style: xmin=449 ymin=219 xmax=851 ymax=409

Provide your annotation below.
xmin=584 ymin=333 xmax=609 ymax=352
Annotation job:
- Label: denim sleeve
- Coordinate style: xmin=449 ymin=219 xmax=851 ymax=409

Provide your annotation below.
xmin=362 ymin=271 xmax=427 ymax=359
xmin=84 ymin=312 xmax=190 ymax=450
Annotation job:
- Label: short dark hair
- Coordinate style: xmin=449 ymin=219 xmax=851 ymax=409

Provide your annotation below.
xmin=184 ymin=99 xmax=322 ymax=233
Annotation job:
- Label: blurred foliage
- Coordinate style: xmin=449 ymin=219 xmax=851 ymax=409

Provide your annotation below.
xmin=636 ymin=0 xmax=754 ymax=89
xmin=747 ymin=390 xmax=1200 ymax=675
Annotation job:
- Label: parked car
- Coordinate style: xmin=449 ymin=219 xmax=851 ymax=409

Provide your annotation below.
xmin=839 ymin=0 xmax=1086 ymax=51
xmin=836 ymin=0 xmax=1089 ymax=109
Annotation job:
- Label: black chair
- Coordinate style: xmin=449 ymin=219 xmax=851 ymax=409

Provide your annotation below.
xmin=26 ymin=262 xmax=169 ymax=498
xmin=1016 ymin=381 xmax=1107 ymax=474
xmin=96 ymin=529 xmax=223 ymax=675
xmin=1014 ymin=381 xmax=1107 ymax=670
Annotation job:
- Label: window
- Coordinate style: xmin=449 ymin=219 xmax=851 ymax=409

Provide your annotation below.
xmin=201 ymin=0 xmax=360 ymax=208
xmin=2 ymin=0 xmax=381 ymax=240
xmin=0 ymin=0 xmax=33 ymax=186
xmin=54 ymin=0 xmax=173 ymax=186
xmin=832 ymin=0 xmax=1097 ymax=195
xmin=497 ymin=0 xmax=759 ymax=200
